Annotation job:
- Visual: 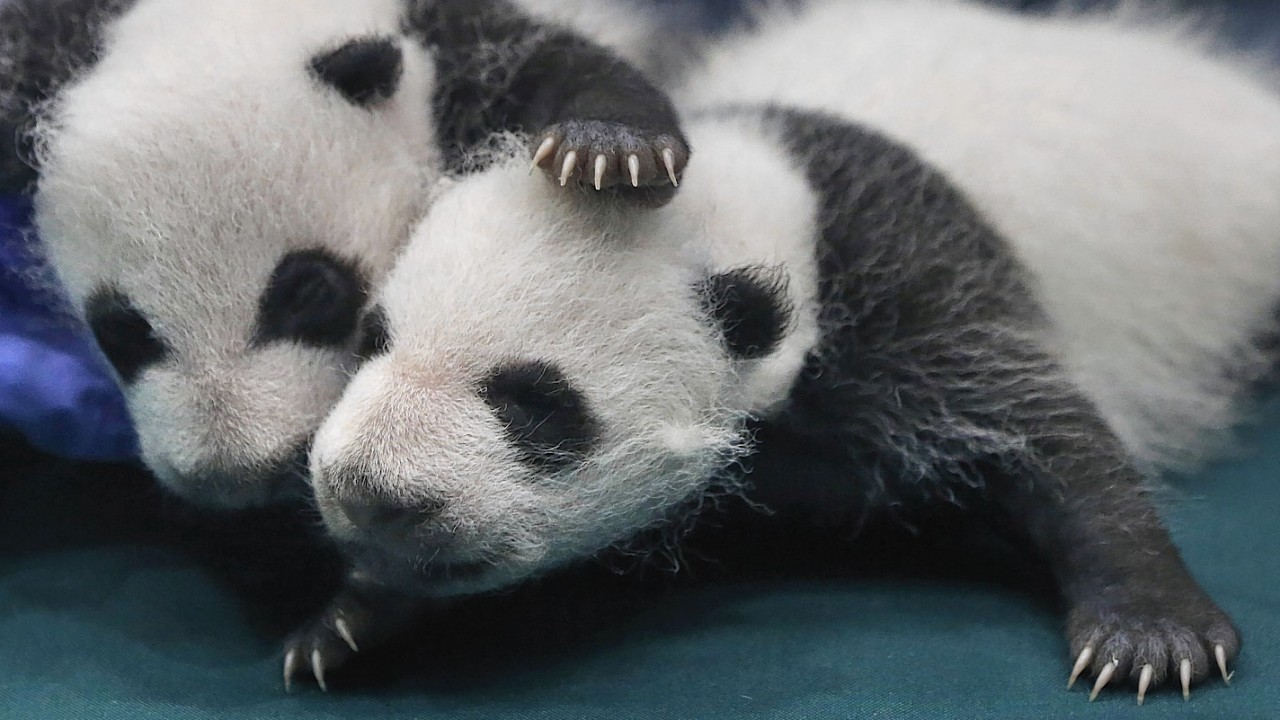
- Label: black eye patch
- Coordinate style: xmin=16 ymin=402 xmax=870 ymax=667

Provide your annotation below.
xmin=479 ymin=360 xmax=599 ymax=471
xmin=697 ymin=266 xmax=794 ymax=360
xmin=85 ymin=286 xmax=169 ymax=384
xmin=356 ymin=305 xmax=391 ymax=361
xmin=255 ymin=249 xmax=367 ymax=349
xmin=309 ymin=36 xmax=404 ymax=107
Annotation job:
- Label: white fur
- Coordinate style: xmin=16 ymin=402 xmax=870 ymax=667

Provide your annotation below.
xmin=35 ymin=0 xmax=439 ymax=504
xmin=310 ymin=123 xmax=818 ymax=595
xmin=676 ymin=0 xmax=1280 ymax=468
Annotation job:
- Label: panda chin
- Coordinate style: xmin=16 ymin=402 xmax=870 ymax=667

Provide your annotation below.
xmin=342 ymin=542 xmax=510 ymax=598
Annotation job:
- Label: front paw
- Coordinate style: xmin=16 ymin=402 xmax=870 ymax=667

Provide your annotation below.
xmin=281 ymin=584 xmax=427 ymax=692
xmin=1065 ymin=595 xmax=1239 ymax=704
xmin=530 ymin=120 xmax=689 ymax=206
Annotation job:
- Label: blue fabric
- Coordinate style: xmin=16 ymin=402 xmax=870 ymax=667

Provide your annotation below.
xmin=0 ymin=194 xmax=136 ymax=460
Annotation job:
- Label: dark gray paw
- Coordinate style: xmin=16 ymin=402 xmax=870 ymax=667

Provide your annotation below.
xmin=281 ymin=585 xmax=427 ymax=692
xmin=531 ymin=120 xmax=688 ymax=206
xmin=1065 ymin=597 xmax=1239 ymax=704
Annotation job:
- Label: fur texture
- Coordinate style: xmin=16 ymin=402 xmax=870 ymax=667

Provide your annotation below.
xmin=307 ymin=102 xmax=1240 ymax=697
xmin=675 ymin=0 xmax=1280 ymax=470
xmin=302 ymin=0 xmax=1276 ymax=694
xmin=1 ymin=0 xmax=687 ymax=507
xmin=309 ymin=137 xmax=770 ymax=595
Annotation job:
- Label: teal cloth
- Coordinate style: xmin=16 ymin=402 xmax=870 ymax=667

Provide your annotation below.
xmin=2 ymin=396 xmax=1279 ymax=720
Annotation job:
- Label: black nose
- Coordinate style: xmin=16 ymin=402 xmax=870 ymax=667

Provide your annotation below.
xmin=338 ymin=494 xmax=444 ymax=532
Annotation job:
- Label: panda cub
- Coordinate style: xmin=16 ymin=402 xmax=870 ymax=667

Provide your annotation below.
xmin=306 ymin=107 xmax=1241 ymax=701
xmin=0 ymin=0 xmax=687 ymax=508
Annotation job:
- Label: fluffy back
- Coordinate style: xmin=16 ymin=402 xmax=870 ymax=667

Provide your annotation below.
xmin=676 ymin=0 xmax=1280 ymax=469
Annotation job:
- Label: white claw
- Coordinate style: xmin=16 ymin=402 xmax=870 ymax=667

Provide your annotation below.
xmin=334 ymin=617 xmax=359 ymax=653
xmin=1068 ymin=646 xmax=1093 ymax=689
xmin=628 ymin=154 xmax=641 ymax=188
xmin=1180 ymin=658 xmax=1192 ymax=700
xmin=593 ymin=154 xmax=608 ymax=191
xmin=1137 ymin=664 xmax=1154 ymax=705
xmin=531 ymin=136 xmax=555 ymax=170
xmin=283 ymin=649 xmax=300 ymax=693
xmin=1215 ymin=644 xmax=1232 ymax=685
xmin=662 ymin=148 xmax=679 ymax=187
xmin=559 ymin=151 xmax=577 ymax=187
xmin=312 ymin=649 xmax=328 ymax=692
xmin=1089 ymin=660 xmax=1116 ymax=702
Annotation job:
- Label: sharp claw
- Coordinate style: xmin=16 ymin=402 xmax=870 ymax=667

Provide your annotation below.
xmin=312 ymin=649 xmax=328 ymax=693
xmin=1180 ymin=658 xmax=1192 ymax=700
xmin=1089 ymin=660 xmax=1116 ymax=702
xmin=593 ymin=154 xmax=607 ymax=191
xmin=531 ymin=136 xmax=555 ymax=170
xmin=283 ymin=648 xmax=300 ymax=693
xmin=662 ymin=148 xmax=679 ymax=187
xmin=1068 ymin=646 xmax=1093 ymax=689
xmin=628 ymin=154 xmax=640 ymax=188
xmin=1215 ymin=644 xmax=1232 ymax=685
xmin=1137 ymin=664 xmax=1154 ymax=705
xmin=334 ymin=617 xmax=359 ymax=653
xmin=559 ymin=151 xmax=577 ymax=187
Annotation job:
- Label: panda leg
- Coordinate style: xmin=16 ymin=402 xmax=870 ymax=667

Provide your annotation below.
xmin=281 ymin=577 xmax=434 ymax=692
xmin=989 ymin=404 xmax=1239 ymax=702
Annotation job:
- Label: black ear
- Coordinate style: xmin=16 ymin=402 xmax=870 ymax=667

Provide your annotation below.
xmin=309 ymin=36 xmax=404 ymax=107
xmin=698 ymin=266 xmax=794 ymax=360
xmin=0 ymin=114 xmax=38 ymax=194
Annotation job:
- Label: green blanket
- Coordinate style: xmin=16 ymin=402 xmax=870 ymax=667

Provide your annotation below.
xmin=3 ymin=394 xmax=1278 ymax=720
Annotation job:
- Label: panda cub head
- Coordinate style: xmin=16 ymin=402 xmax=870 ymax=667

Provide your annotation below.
xmin=4 ymin=0 xmax=439 ymax=508
xmin=308 ymin=151 xmax=802 ymax=596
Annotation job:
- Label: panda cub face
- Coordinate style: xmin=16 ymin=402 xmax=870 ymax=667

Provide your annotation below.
xmin=30 ymin=0 xmax=439 ymax=507
xmin=309 ymin=158 xmax=779 ymax=596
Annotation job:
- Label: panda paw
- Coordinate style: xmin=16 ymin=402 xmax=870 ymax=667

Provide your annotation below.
xmin=1064 ymin=594 xmax=1239 ymax=704
xmin=281 ymin=584 xmax=427 ymax=692
xmin=282 ymin=603 xmax=363 ymax=692
xmin=531 ymin=120 xmax=688 ymax=206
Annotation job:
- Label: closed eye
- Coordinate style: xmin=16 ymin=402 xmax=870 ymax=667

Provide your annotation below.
xmin=86 ymin=286 xmax=169 ymax=384
xmin=255 ymin=248 xmax=367 ymax=349
xmin=478 ymin=360 xmax=598 ymax=471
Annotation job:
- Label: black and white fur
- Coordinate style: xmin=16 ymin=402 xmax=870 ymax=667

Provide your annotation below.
xmin=0 ymin=0 xmax=689 ymax=508
xmin=306 ymin=107 xmax=1242 ymax=700
xmin=671 ymin=0 xmax=1280 ymax=471
xmin=302 ymin=0 xmax=1280 ymax=698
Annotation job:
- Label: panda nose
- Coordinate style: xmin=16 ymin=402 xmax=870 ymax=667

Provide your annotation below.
xmin=337 ymin=493 xmax=445 ymax=533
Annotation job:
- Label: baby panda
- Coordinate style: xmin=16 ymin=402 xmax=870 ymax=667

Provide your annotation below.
xmin=671 ymin=0 xmax=1280 ymax=471
xmin=0 ymin=0 xmax=688 ymax=508
xmin=302 ymin=105 xmax=1244 ymax=701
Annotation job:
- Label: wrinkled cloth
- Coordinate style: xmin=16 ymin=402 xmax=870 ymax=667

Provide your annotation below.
xmin=0 ymin=194 xmax=137 ymax=460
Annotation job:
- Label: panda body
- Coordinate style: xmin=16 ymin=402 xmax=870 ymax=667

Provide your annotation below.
xmin=0 ymin=0 xmax=687 ymax=507
xmin=308 ymin=98 xmax=1242 ymax=695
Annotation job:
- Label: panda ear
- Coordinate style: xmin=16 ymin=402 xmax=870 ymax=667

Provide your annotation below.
xmin=309 ymin=36 xmax=404 ymax=108
xmin=0 ymin=113 xmax=39 ymax=195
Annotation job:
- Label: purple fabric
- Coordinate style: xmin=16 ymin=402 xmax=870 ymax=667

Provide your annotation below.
xmin=0 ymin=194 xmax=137 ymax=460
